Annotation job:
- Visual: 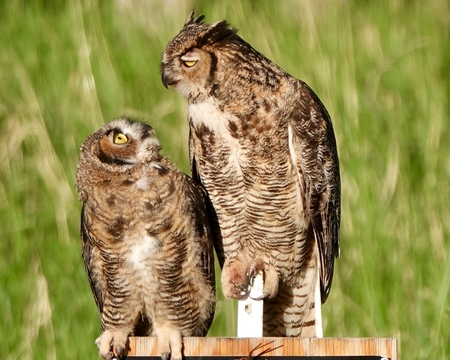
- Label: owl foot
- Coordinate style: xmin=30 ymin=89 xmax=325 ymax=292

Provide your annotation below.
xmin=221 ymin=258 xmax=251 ymax=299
xmin=222 ymin=257 xmax=280 ymax=300
xmin=155 ymin=325 xmax=183 ymax=360
xmin=247 ymin=258 xmax=279 ymax=300
xmin=95 ymin=330 xmax=129 ymax=359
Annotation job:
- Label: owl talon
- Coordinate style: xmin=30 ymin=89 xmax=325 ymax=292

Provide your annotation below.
xmin=95 ymin=329 xmax=129 ymax=360
xmin=155 ymin=325 xmax=183 ymax=360
xmin=249 ymin=291 xmax=266 ymax=301
xmin=246 ymin=259 xmax=279 ymax=300
xmin=160 ymin=352 xmax=170 ymax=360
xmin=247 ymin=258 xmax=264 ymax=287
xmin=114 ymin=345 xmax=126 ymax=358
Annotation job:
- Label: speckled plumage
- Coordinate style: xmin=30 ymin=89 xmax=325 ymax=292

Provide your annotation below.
xmin=76 ymin=119 xmax=215 ymax=360
xmin=161 ymin=12 xmax=340 ymax=337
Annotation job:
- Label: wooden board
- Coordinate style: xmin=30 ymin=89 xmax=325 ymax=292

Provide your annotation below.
xmin=128 ymin=337 xmax=397 ymax=359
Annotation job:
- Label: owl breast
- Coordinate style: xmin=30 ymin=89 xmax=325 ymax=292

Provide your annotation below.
xmin=126 ymin=231 xmax=160 ymax=271
xmin=189 ymin=98 xmax=241 ymax=152
xmin=189 ymin=98 xmax=310 ymax=282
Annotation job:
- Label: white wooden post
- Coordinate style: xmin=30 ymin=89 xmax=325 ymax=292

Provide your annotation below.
xmin=237 ymin=272 xmax=264 ymax=337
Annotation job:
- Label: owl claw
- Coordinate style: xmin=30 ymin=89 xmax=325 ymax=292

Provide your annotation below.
xmin=96 ymin=330 xmax=129 ymax=360
xmin=155 ymin=325 xmax=183 ymax=360
xmin=247 ymin=258 xmax=264 ymax=287
xmin=114 ymin=345 xmax=126 ymax=358
xmin=160 ymin=351 xmax=170 ymax=360
xmin=222 ymin=257 xmax=280 ymax=300
xmin=247 ymin=259 xmax=279 ymax=299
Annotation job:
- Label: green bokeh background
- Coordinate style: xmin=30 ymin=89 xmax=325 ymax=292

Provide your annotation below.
xmin=1 ymin=1 xmax=449 ymax=359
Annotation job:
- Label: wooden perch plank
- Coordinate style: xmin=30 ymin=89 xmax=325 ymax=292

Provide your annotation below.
xmin=128 ymin=337 xmax=397 ymax=359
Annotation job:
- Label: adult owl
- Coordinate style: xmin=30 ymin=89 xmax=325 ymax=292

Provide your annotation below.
xmin=161 ymin=12 xmax=340 ymax=337
xmin=76 ymin=118 xmax=215 ymax=360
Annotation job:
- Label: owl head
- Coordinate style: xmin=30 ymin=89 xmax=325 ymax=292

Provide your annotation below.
xmin=161 ymin=11 xmax=241 ymax=102
xmin=79 ymin=118 xmax=161 ymax=170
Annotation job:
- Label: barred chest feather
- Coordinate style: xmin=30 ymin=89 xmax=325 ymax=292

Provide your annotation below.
xmin=189 ymin=98 xmax=310 ymax=264
xmin=188 ymin=98 xmax=243 ymax=185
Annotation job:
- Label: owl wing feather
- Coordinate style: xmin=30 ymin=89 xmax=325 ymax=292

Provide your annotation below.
xmin=81 ymin=204 xmax=104 ymax=313
xmin=185 ymin=177 xmax=216 ymax=285
xmin=189 ymin=127 xmax=225 ymax=268
xmin=289 ymin=81 xmax=341 ymax=302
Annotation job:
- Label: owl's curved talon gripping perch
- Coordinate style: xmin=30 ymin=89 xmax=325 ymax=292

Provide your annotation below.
xmin=221 ymin=257 xmax=279 ymax=300
xmin=247 ymin=258 xmax=279 ymax=300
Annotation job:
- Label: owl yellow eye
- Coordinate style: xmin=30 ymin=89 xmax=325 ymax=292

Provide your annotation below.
xmin=182 ymin=60 xmax=197 ymax=68
xmin=113 ymin=133 xmax=128 ymax=144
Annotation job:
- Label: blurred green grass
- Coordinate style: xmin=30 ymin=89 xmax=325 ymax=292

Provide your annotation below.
xmin=1 ymin=0 xmax=449 ymax=359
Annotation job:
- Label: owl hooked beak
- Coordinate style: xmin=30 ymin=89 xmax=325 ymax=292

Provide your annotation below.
xmin=161 ymin=71 xmax=177 ymax=89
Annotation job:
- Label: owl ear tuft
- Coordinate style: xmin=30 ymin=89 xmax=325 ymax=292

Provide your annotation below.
xmin=205 ymin=21 xmax=238 ymax=45
xmin=185 ymin=10 xmax=205 ymax=26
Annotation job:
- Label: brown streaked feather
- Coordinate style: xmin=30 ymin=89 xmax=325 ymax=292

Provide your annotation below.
xmin=189 ymin=126 xmax=225 ymax=268
xmin=289 ymin=81 xmax=340 ymax=302
xmin=80 ymin=204 xmax=104 ymax=313
xmin=184 ymin=177 xmax=216 ymax=288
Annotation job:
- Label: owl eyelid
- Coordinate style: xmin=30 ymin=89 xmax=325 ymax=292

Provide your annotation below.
xmin=180 ymin=54 xmax=199 ymax=68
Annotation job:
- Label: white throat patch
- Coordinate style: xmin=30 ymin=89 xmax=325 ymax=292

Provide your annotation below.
xmin=189 ymin=98 xmax=237 ymax=143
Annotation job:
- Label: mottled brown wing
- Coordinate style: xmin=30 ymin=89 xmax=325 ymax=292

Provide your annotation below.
xmin=189 ymin=127 xmax=225 ymax=268
xmin=186 ymin=178 xmax=216 ymax=286
xmin=289 ymin=81 xmax=341 ymax=302
xmin=80 ymin=204 xmax=104 ymax=313
xmin=180 ymin=176 xmax=217 ymax=334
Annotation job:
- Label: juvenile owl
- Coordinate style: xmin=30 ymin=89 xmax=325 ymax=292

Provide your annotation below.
xmin=161 ymin=12 xmax=340 ymax=337
xmin=76 ymin=118 xmax=215 ymax=360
